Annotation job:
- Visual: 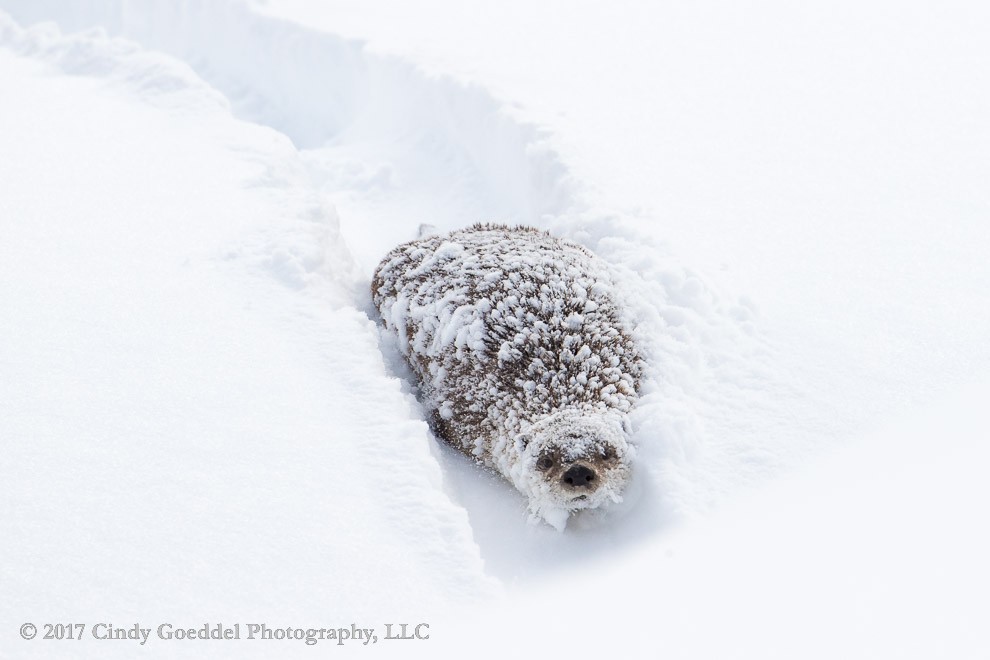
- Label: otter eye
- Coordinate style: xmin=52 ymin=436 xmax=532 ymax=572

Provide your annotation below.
xmin=537 ymin=456 xmax=554 ymax=471
xmin=601 ymin=446 xmax=617 ymax=460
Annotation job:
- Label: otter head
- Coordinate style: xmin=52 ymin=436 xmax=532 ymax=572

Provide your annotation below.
xmin=512 ymin=409 xmax=633 ymax=528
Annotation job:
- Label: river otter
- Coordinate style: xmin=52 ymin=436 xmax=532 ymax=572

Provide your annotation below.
xmin=372 ymin=224 xmax=641 ymax=529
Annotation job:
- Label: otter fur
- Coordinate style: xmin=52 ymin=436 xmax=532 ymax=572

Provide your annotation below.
xmin=372 ymin=224 xmax=642 ymax=529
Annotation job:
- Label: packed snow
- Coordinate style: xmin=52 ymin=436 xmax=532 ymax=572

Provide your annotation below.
xmin=2 ymin=0 xmax=988 ymax=658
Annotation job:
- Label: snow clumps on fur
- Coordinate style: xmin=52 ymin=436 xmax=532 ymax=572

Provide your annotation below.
xmin=372 ymin=224 xmax=642 ymax=529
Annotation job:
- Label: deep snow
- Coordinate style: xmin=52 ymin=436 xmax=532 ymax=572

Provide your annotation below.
xmin=2 ymin=0 xmax=989 ymax=657
xmin=1 ymin=13 xmax=496 ymax=659
xmin=442 ymin=380 xmax=990 ymax=659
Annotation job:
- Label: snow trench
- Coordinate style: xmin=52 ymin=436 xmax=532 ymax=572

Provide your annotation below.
xmin=1 ymin=10 xmax=508 ymax=624
xmin=2 ymin=0 xmax=573 ymax=225
xmin=1 ymin=0 xmax=807 ymax=574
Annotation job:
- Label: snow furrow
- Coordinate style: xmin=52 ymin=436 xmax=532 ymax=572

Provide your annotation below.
xmin=0 ymin=10 xmax=498 ymax=639
xmin=5 ymin=2 xmax=990 ymax=655
xmin=3 ymin=0 xmax=808 ymax=566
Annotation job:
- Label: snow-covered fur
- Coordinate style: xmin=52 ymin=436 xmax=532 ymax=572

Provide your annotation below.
xmin=372 ymin=224 xmax=642 ymax=528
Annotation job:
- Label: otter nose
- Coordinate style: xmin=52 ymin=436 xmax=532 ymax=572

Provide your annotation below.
xmin=562 ymin=464 xmax=597 ymax=489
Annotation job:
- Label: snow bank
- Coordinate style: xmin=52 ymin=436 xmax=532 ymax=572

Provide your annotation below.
xmin=0 ymin=12 xmax=496 ymax=659
xmin=2 ymin=0 xmax=575 ymax=224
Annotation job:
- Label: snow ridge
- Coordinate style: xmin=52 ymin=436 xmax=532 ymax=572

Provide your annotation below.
xmin=0 ymin=7 xmax=362 ymax=309
xmin=2 ymin=0 xmax=575 ymax=224
xmin=1 ymin=8 xmax=498 ymax=614
xmin=0 ymin=10 xmax=226 ymax=112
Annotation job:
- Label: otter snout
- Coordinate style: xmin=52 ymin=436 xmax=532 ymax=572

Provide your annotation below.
xmin=561 ymin=463 xmax=598 ymax=490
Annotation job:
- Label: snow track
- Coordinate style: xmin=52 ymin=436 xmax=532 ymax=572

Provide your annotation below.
xmin=3 ymin=0 xmax=575 ymax=234
xmin=0 ymin=0 xmax=817 ymax=577
xmin=0 ymin=10 xmax=499 ymax=647
xmin=5 ymin=2 xmax=990 ymax=656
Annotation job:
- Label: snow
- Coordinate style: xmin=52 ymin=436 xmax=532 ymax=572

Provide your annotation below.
xmin=1 ymin=0 xmax=988 ymax=657
xmin=440 ymin=380 xmax=990 ymax=658
xmin=0 ymin=12 xmax=495 ymax=659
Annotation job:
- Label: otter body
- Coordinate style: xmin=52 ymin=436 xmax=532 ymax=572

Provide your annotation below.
xmin=372 ymin=224 xmax=641 ymax=528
